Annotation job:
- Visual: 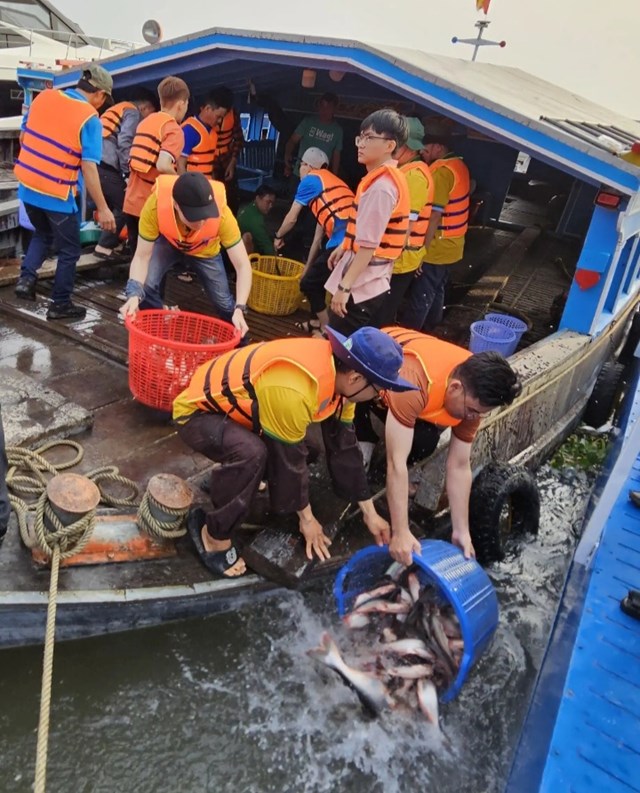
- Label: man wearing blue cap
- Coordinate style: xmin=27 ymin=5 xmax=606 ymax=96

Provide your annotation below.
xmin=173 ymin=326 xmax=417 ymax=578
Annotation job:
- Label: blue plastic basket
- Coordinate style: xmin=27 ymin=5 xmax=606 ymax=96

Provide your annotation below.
xmin=334 ymin=540 xmax=499 ymax=702
xmin=484 ymin=313 xmax=528 ymax=356
xmin=469 ymin=320 xmax=516 ymax=356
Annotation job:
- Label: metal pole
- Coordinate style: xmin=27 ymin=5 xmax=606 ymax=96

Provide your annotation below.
xmin=472 ymin=25 xmax=485 ymax=61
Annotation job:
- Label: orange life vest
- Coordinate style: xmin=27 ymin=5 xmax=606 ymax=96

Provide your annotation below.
xmin=182 ymin=116 xmax=218 ymax=174
xmin=14 ymin=89 xmax=97 ymax=200
xmin=307 ymin=169 xmax=354 ymax=240
xmin=101 ymin=101 xmax=136 ymax=139
xmin=129 ymin=111 xmax=177 ymax=179
xmin=342 ymin=164 xmax=410 ymax=260
xmin=155 ymin=175 xmax=225 ymax=255
xmin=173 ymin=338 xmax=343 ymax=431
xmin=431 ymin=157 xmax=470 ymax=239
xmin=383 ymin=327 xmax=471 ymax=427
xmin=399 ymin=159 xmax=435 ymax=249
xmin=215 ymin=109 xmax=237 ymax=159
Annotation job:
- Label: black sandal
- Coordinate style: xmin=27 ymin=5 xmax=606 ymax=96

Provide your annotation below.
xmin=295 ymin=318 xmax=321 ymax=335
xmin=621 ymin=590 xmax=640 ymax=620
xmin=186 ymin=507 xmax=246 ymax=577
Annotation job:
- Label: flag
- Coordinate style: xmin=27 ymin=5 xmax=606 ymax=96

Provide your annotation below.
xmin=476 ymin=0 xmax=491 ymax=13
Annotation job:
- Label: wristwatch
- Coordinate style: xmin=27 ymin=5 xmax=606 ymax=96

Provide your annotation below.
xmin=235 ymin=304 xmax=247 ymax=313
xmin=337 ymin=284 xmax=351 ymax=294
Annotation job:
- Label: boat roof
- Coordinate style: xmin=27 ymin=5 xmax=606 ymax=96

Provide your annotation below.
xmin=52 ymin=27 xmax=640 ymax=196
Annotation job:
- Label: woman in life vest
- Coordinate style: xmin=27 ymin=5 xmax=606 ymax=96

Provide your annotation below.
xmin=172 ymin=326 xmax=417 ymax=578
xmin=324 ymin=109 xmax=410 ymax=335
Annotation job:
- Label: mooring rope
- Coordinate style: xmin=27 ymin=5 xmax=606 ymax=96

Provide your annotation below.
xmin=137 ymin=489 xmax=189 ymax=540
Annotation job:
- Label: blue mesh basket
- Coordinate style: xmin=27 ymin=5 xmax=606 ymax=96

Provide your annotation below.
xmin=469 ymin=320 xmax=516 ymax=356
xmin=484 ymin=313 xmax=528 ymax=355
xmin=334 ymin=540 xmax=499 ymax=702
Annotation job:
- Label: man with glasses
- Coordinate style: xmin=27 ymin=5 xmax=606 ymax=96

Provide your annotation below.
xmin=354 ymin=328 xmax=522 ymax=563
xmin=325 ymin=109 xmax=410 ymax=334
xmin=173 ymin=325 xmax=417 ymax=578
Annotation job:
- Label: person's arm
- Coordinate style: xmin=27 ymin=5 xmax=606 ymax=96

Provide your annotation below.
xmin=156 ymin=150 xmax=177 ymax=175
xmin=284 ymin=132 xmax=302 ymax=175
xmin=330 ymin=148 xmax=341 ymax=175
xmin=118 ymin=237 xmax=156 ymax=318
xmin=305 ymin=222 xmax=324 ymax=270
xmin=446 ymin=435 xmax=475 ymax=559
xmin=422 ymin=209 xmax=442 ymax=251
xmin=329 ymin=246 xmax=375 ymax=317
xmin=225 ymin=240 xmax=252 ymax=337
xmin=385 ymin=411 xmax=421 ymax=565
xmin=274 ymin=201 xmax=304 ymax=250
xmin=81 ymin=161 xmax=115 ymax=231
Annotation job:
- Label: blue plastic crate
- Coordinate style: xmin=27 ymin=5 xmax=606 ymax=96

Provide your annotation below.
xmin=334 ymin=540 xmax=499 ymax=702
xmin=469 ymin=320 xmax=516 ymax=356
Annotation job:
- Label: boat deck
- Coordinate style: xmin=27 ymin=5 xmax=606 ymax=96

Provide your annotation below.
xmin=535 ymin=402 xmax=640 ymax=791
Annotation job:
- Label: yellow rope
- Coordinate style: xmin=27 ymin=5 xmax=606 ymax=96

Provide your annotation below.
xmin=137 ymin=489 xmax=188 ymax=540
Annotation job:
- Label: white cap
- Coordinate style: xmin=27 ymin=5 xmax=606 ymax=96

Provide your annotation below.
xmin=301 ymin=147 xmax=329 ymax=169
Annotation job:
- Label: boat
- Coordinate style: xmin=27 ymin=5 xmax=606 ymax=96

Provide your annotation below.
xmin=0 ymin=26 xmax=639 ymax=648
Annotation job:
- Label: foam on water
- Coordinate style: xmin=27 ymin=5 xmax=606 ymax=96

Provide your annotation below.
xmin=0 ymin=465 xmax=593 ymax=793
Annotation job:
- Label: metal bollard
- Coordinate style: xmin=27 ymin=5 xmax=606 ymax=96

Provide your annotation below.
xmin=45 ymin=474 xmax=100 ymax=530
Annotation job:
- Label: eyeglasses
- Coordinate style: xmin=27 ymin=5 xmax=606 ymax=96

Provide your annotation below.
xmin=355 ymin=134 xmax=392 ymax=147
xmin=461 ymin=384 xmax=490 ymax=420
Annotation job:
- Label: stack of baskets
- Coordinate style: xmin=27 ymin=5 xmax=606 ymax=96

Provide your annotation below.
xmin=125 ymin=309 xmax=240 ymax=411
xmin=247 ymin=254 xmax=305 ymax=316
xmin=469 ymin=312 xmax=529 ymax=357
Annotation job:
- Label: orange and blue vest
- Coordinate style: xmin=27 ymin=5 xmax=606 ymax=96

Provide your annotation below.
xmin=14 ymin=89 xmax=97 ymax=201
xmin=182 ymin=116 xmax=218 ymax=174
xmin=307 ymin=169 xmax=354 ymax=242
xmin=129 ymin=111 xmax=178 ymax=181
xmin=101 ymin=101 xmax=136 ymax=139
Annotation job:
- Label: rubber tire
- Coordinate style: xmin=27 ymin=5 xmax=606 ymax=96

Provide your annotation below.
xmin=619 ymin=310 xmax=640 ymax=366
xmin=583 ymin=361 xmax=626 ymax=429
xmin=469 ymin=462 xmax=540 ymax=565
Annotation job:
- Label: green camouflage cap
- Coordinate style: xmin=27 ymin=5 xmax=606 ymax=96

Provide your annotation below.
xmin=83 ymin=63 xmax=113 ymax=97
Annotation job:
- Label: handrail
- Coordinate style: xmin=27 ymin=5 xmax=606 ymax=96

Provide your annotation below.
xmin=0 ymin=20 xmax=138 ymax=56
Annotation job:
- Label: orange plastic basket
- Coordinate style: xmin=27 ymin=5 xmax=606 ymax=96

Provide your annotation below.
xmin=247 ymin=255 xmax=305 ymax=316
xmin=125 ymin=310 xmax=240 ymax=411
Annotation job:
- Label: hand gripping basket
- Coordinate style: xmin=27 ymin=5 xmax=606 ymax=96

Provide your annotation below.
xmin=125 ymin=309 xmax=240 ymax=411
xmin=334 ymin=540 xmax=499 ymax=702
xmin=247 ymin=254 xmax=305 ymax=316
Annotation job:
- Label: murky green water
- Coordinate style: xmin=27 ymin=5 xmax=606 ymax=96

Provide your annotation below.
xmin=0 ymin=466 xmax=592 ymax=793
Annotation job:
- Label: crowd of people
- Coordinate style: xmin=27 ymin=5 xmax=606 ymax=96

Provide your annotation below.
xmin=7 ymin=66 xmax=523 ymax=579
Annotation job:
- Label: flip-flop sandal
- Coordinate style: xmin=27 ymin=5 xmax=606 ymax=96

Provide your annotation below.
xmin=294 ymin=318 xmax=321 ymax=335
xmin=186 ymin=507 xmax=246 ymax=578
xmin=176 ymin=272 xmax=194 ymax=283
xmin=621 ymin=589 xmax=640 ymax=620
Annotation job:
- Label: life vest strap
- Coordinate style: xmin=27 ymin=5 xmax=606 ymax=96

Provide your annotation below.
xmin=15 ymin=159 xmax=77 ymax=186
xmin=23 ymin=124 xmax=82 ymax=158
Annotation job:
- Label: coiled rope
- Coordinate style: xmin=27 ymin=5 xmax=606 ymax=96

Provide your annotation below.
xmin=4 ymin=440 xmax=188 ymax=793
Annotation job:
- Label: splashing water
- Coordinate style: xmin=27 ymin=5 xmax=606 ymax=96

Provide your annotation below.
xmin=0 ymin=465 xmax=592 ymax=793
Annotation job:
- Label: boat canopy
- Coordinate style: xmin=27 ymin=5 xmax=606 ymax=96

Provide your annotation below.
xmin=48 ymin=27 xmax=640 ymax=197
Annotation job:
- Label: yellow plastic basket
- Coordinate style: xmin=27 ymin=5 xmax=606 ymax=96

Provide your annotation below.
xmin=247 ymin=255 xmax=305 ymax=316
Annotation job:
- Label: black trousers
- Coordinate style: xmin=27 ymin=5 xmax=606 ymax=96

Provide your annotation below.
xmin=373 ymin=271 xmax=415 ymax=327
xmin=354 ymin=402 xmax=442 ymax=465
xmin=327 ymin=290 xmax=389 ymax=335
xmin=124 ymin=214 xmax=140 ymax=257
xmin=300 ymin=248 xmax=331 ymax=315
xmin=96 ymin=164 xmax=126 ymax=249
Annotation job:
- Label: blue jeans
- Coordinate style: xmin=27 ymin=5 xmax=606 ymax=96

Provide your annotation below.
xmin=21 ymin=204 xmax=81 ymax=304
xmin=140 ymin=237 xmax=235 ymax=321
xmin=399 ymin=262 xmax=452 ymax=332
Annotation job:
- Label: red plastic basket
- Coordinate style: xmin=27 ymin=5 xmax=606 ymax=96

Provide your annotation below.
xmin=125 ymin=309 xmax=241 ymax=411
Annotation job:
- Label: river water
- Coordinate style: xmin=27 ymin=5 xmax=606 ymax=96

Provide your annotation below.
xmin=0 ymin=465 xmax=592 ymax=793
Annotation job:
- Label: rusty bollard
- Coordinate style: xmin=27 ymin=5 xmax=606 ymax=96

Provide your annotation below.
xmin=137 ymin=473 xmax=193 ymax=540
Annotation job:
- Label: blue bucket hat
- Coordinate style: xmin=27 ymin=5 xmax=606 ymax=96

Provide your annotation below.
xmin=325 ymin=326 xmax=418 ymax=392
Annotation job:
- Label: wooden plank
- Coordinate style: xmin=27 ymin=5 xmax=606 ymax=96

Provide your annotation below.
xmin=0 ymin=251 xmax=113 ymax=287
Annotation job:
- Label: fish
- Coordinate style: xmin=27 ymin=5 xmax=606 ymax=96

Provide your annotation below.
xmin=380 ymin=627 xmax=399 ymax=644
xmin=448 ymin=639 xmax=464 ymax=653
xmin=354 ymin=600 xmax=411 ymax=616
xmin=342 ymin=612 xmax=370 ymax=630
xmin=407 ymin=572 xmax=421 ymax=604
xmin=416 ymin=678 xmax=440 ymax=729
xmin=307 ymin=632 xmax=394 ymax=716
xmin=385 ymin=561 xmax=408 ymax=581
xmin=381 ymin=638 xmax=436 ymax=662
xmin=352 ymin=583 xmax=398 ymax=609
xmin=398 ymin=587 xmax=413 ymax=607
xmin=385 ymin=664 xmax=434 ymax=680
xmin=428 ymin=610 xmax=458 ymax=676
xmin=440 ymin=615 xmax=463 ymax=640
